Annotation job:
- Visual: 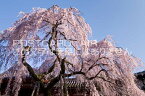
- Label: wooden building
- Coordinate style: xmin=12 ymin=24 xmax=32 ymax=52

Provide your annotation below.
xmin=0 ymin=76 xmax=90 ymax=96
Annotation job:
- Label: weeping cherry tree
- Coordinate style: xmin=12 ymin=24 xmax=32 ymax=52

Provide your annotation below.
xmin=0 ymin=5 xmax=144 ymax=96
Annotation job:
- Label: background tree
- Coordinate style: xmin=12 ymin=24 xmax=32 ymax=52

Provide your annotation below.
xmin=0 ymin=5 xmax=145 ymax=96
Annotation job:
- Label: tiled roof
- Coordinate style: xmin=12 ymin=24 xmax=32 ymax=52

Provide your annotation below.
xmin=54 ymin=78 xmax=86 ymax=88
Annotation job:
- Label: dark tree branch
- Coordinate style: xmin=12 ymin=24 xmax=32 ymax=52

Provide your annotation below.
xmin=64 ymin=69 xmax=108 ymax=81
xmin=21 ymin=48 xmax=44 ymax=88
xmin=60 ymin=58 xmax=66 ymax=74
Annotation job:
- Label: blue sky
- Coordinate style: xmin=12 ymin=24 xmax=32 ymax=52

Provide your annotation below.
xmin=0 ymin=0 xmax=145 ymax=72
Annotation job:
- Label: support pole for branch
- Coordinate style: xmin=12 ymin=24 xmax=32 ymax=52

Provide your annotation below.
xmin=60 ymin=75 xmax=64 ymax=96
xmin=63 ymin=76 xmax=69 ymax=96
